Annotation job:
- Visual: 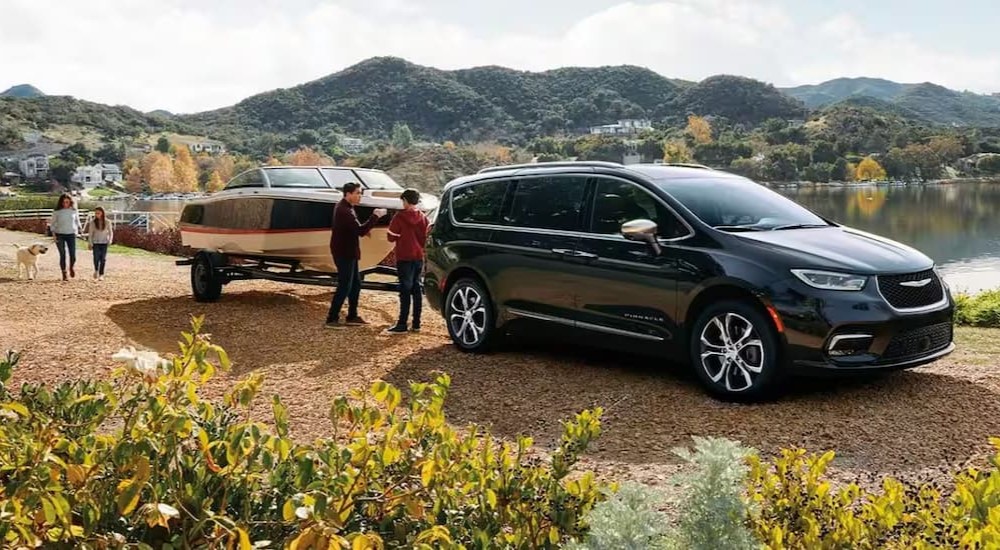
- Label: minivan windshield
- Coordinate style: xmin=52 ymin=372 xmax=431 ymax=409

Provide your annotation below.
xmin=654 ymin=176 xmax=829 ymax=231
xmin=356 ymin=170 xmax=403 ymax=190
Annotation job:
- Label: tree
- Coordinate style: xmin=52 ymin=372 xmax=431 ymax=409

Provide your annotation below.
xmin=265 ymin=156 xmax=283 ymax=166
xmin=803 ymin=162 xmax=834 ymax=183
xmin=125 ymin=166 xmax=143 ymax=193
xmin=206 ymin=170 xmax=225 ymax=193
xmin=391 ymin=123 xmax=414 ymax=149
xmin=173 ymin=145 xmax=199 ymax=192
xmin=48 ymin=158 xmax=76 ymax=184
xmin=285 ymin=147 xmax=334 ymax=166
xmin=855 ymin=156 xmax=887 ymax=181
xmin=147 ymin=153 xmax=175 ymax=193
xmin=155 ymin=136 xmax=170 ymax=154
xmin=685 ymin=115 xmax=713 ymax=145
xmin=95 ymin=142 xmax=125 ymax=164
xmin=296 ymin=129 xmax=320 ymax=147
xmin=977 ymin=154 xmax=1000 ymax=175
xmin=831 ymin=158 xmax=850 ymax=182
xmin=662 ymin=139 xmax=693 ymax=163
xmin=58 ymin=143 xmax=93 ymax=166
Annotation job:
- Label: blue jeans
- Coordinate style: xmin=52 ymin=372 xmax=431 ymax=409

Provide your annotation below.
xmin=396 ymin=260 xmax=423 ymax=328
xmin=92 ymin=243 xmax=108 ymax=275
xmin=327 ymin=257 xmax=361 ymax=322
xmin=55 ymin=233 xmax=76 ymax=273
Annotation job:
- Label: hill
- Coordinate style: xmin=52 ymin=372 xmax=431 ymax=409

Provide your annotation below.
xmin=783 ymin=77 xmax=1000 ymax=126
xmin=0 ymin=84 xmax=44 ymax=98
xmin=180 ymin=57 xmax=804 ymax=146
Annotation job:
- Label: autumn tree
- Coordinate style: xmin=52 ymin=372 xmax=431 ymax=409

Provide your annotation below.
xmin=147 ymin=153 xmax=175 ymax=193
xmin=855 ymin=156 xmax=887 ymax=181
xmin=172 ymin=145 xmax=199 ymax=192
xmin=124 ymin=166 xmax=143 ymax=193
xmin=265 ymin=156 xmax=283 ymax=166
xmin=285 ymin=147 xmax=334 ymax=166
xmin=215 ymin=154 xmax=236 ymax=182
xmin=662 ymin=139 xmax=693 ymax=163
xmin=206 ymin=170 xmax=225 ymax=193
xmin=686 ymin=115 xmax=713 ymax=145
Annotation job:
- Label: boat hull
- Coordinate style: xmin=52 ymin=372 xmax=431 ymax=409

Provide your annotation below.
xmin=180 ymin=225 xmax=394 ymax=272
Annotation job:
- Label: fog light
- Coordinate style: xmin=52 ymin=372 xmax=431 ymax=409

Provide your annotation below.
xmin=827 ymin=334 xmax=873 ymax=357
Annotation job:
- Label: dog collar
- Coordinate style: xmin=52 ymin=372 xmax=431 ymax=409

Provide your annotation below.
xmin=28 ymin=248 xmax=38 ymax=256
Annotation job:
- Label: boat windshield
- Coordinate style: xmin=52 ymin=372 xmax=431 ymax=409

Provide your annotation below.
xmin=356 ymin=170 xmax=403 ymax=190
xmin=265 ymin=168 xmax=331 ymax=189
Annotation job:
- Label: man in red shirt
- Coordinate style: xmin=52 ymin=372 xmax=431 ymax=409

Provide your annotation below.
xmin=385 ymin=188 xmax=430 ymax=334
xmin=325 ymin=182 xmax=386 ymax=329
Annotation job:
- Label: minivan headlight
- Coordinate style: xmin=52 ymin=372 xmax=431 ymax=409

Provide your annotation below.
xmin=791 ymin=269 xmax=867 ymax=291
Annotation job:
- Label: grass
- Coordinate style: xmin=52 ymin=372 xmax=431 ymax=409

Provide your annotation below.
xmin=86 ymin=187 xmax=121 ymax=198
xmin=0 ymin=195 xmax=96 ymax=211
xmin=954 ymin=289 xmax=1000 ymax=328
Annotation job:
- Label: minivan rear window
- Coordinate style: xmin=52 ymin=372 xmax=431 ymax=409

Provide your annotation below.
xmin=503 ymin=176 xmax=587 ymax=231
xmin=451 ymin=180 xmax=509 ymax=224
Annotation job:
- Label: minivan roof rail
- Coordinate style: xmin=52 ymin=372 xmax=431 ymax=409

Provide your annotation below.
xmin=659 ymin=162 xmax=712 ymax=170
xmin=477 ymin=160 xmax=624 ymax=174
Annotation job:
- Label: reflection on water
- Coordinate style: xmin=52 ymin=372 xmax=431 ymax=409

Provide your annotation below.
xmin=780 ymin=182 xmax=1000 ymax=293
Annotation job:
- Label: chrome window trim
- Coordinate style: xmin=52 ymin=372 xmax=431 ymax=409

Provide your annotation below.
xmin=448 ymin=174 xmax=696 ymax=244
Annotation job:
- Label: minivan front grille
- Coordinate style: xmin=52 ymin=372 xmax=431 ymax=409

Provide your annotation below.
xmin=880 ymin=322 xmax=952 ymax=361
xmin=876 ymin=270 xmax=944 ymax=310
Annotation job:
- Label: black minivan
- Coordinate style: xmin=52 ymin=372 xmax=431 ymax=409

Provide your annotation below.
xmin=423 ymin=161 xmax=955 ymax=400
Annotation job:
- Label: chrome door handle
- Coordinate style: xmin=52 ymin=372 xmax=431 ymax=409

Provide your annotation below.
xmin=551 ymin=248 xmax=575 ymax=255
xmin=574 ymin=251 xmax=598 ymax=259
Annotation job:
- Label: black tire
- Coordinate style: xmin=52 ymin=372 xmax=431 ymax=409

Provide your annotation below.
xmin=444 ymin=277 xmax=497 ymax=353
xmin=689 ymin=300 xmax=783 ymax=402
xmin=191 ymin=253 xmax=223 ymax=303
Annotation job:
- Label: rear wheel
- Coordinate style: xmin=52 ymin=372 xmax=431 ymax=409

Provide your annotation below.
xmin=191 ymin=253 xmax=223 ymax=302
xmin=444 ymin=277 xmax=497 ymax=352
xmin=689 ymin=300 xmax=783 ymax=401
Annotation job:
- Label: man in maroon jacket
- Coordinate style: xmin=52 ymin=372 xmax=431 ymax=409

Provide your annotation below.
xmin=384 ymin=188 xmax=430 ymax=334
xmin=325 ymin=182 xmax=386 ymax=329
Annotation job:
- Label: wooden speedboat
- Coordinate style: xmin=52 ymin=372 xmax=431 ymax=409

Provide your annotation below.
xmin=178 ymin=166 xmax=438 ymax=273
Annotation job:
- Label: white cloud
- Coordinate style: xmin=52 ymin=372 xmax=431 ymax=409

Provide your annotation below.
xmin=0 ymin=0 xmax=997 ymax=113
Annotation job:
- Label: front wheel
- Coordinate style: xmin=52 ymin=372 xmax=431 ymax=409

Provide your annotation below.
xmin=689 ymin=300 xmax=783 ymax=402
xmin=444 ymin=278 xmax=497 ymax=353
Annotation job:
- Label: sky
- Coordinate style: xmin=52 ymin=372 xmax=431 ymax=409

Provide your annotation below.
xmin=2 ymin=0 xmax=998 ymax=114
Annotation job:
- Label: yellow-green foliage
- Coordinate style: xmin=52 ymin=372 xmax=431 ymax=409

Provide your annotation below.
xmin=0 ymin=316 xmax=607 ymax=548
xmin=745 ymin=444 xmax=1000 ymax=549
xmin=954 ymin=289 xmax=1000 ymax=328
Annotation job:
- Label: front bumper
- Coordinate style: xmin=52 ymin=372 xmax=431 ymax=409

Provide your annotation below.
xmin=772 ymin=277 xmax=956 ymax=375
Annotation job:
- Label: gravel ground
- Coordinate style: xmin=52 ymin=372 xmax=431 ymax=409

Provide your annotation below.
xmin=3 ymin=228 xmax=1000 ymax=496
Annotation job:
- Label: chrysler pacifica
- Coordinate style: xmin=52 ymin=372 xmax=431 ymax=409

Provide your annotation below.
xmin=423 ymin=162 xmax=955 ymax=400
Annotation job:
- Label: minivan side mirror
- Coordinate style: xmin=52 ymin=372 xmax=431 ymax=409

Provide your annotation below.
xmin=621 ymin=219 xmax=661 ymax=255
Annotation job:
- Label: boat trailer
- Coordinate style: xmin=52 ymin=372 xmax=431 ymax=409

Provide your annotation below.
xmin=177 ymin=250 xmax=404 ymax=302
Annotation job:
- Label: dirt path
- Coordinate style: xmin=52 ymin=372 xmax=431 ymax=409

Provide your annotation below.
xmin=3 ymin=228 xmax=1000 ymax=493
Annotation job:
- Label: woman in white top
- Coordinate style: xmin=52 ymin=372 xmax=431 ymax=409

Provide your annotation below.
xmin=47 ymin=193 xmax=82 ymax=281
xmin=86 ymin=206 xmax=114 ymax=280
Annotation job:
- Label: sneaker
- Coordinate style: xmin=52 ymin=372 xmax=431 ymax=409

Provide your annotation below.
xmin=385 ymin=325 xmax=408 ymax=335
xmin=69 ymin=266 xmax=75 ymax=278
xmin=62 ymin=271 xmax=68 ymax=282
xmin=98 ymin=275 xmax=104 ymax=281
xmin=324 ymin=320 xmax=345 ymax=330
xmin=93 ymin=271 xmax=98 ymax=280
xmin=410 ymin=325 xmax=421 ymax=333
xmin=345 ymin=316 xmax=368 ymax=326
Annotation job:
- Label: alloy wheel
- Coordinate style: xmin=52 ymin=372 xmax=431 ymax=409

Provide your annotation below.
xmin=698 ymin=312 xmax=765 ymax=392
xmin=449 ymin=285 xmax=487 ymax=346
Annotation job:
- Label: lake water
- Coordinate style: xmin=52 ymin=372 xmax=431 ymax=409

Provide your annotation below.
xmin=778 ymin=182 xmax=1000 ymax=294
xmin=107 ymin=182 xmax=1000 ymax=294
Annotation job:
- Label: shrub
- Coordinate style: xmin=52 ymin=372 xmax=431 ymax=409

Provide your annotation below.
xmin=666 ymin=437 xmax=757 ymax=550
xmin=0 ymin=316 xmax=607 ymax=548
xmin=954 ymin=289 xmax=1000 ymax=328
xmin=565 ymin=483 xmax=668 ymax=550
xmin=745 ymin=444 xmax=1000 ymax=548
xmin=0 ymin=217 xmax=185 ymax=256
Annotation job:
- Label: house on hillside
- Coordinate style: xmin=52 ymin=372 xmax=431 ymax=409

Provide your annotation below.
xmin=190 ymin=140 xmax=226 ymax=154
xmin=340 ymin=136 xmax=365 ymax=154
xmin=589 ymin=119 xmax=653 ymax=136
xmin=18 ymin=154 xmax=49 ymax=179
xmin=100 ymin=164 xmax=122 ymax=183
xmin=71 ymin=164 xmax=122 ymax=188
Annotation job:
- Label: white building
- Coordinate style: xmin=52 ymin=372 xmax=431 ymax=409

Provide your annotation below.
xmin=189 ymin=140 xmax=226 ymax=154
xmin=18 ymin=154 xmax=49 ymax=179
xmin=589 ymin=119 xmax=653 ymax=136
xmin=100 ymin=164 xmax=123 ymax=183
xmin=71 ymin=165 xmax=104 ymax=188
xmin=340 ymin=137 xmax=365 ymax=154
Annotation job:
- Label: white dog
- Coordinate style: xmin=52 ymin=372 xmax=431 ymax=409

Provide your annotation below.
xmin=13 ymin=242 xmax=49 ymax=280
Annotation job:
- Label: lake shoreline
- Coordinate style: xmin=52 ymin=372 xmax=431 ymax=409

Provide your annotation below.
xmin=766 ymin=176 xmax=1000 ymax=189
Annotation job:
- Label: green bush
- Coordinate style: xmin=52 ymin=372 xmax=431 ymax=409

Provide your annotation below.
xmin=0 ymin=316 xmax=607 ymax=548
xmin=954 ymin=289 xmax=1000 ymax=327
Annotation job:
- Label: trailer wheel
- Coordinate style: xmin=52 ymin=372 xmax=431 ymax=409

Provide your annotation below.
xmin=191 ymin=253 xmax=223 ymax=302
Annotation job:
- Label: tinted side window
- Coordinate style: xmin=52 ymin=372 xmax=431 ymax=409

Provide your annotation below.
xmin=503 ymin=176 xmax=587 ymax=231
xmin=225 ymin=169 xmax=264 ymax=190
xmin=180 ymin=204 xmax=204 ymax=224
xmin=590 ymin=178 xmax=688 ymax=238
xmin=271 ymin=199 xmax=334 ymax=230
xmin=451 ymin=180 xmax=509 ymax=224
